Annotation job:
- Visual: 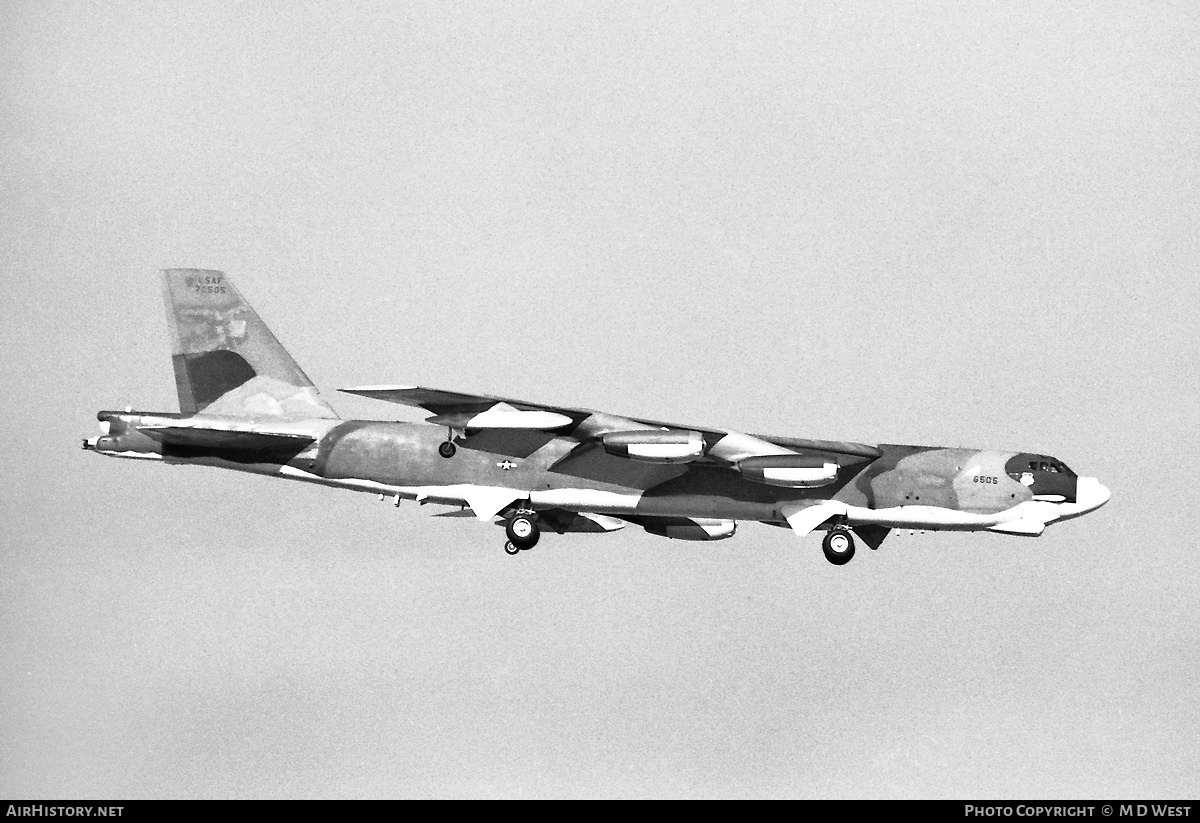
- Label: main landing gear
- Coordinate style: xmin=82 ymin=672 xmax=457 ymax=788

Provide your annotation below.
xmin=438 ymin=428 xmax=457 ymax=458
xmin=822 ymin=526 xmax=856 ymax=566
xmin=504 ymin=511 xmax=540 ymax=555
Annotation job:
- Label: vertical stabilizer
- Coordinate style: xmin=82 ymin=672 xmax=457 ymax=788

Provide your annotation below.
xmin=161 ymin=269 xmax=340 ymax=419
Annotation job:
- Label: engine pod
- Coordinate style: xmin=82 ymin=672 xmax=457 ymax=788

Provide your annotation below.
xmin=641 ymin=517 xmax=736 ymax=541
xmin=737 ymin=454 xmax=840 ymax=488
xmin=601 ymin=429 xmax=706 ymax=463
xmin=427 ymin=408 xmax=574 ymax=432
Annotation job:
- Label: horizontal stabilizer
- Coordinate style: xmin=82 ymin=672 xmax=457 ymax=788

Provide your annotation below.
xmin=138 ymin=426 xmax=315 ymax=452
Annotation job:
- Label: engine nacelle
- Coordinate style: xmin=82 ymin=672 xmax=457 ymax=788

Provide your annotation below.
xmin=533 ymin=510 xmax=626 ymax=534
xmin=737 ymin=454 xmax=840 ymax=488
xmin=427 ymin=408 xmax=574 ymax=432
xmin=642 ymin=517 xmax=736 ymax=541
xmin=601 ymin=429 xmax=705 ymax=463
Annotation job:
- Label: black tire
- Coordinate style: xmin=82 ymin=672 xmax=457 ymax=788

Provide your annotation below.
xmin=822 ymin=528 xmax=855 ymax=565
xmin=504 ymin=541 xmax=521 ymax=556
xmin=506 ymin=515 xmax=540 ymax=550
xmin=438 ymin=440 xmax=457 ymax=458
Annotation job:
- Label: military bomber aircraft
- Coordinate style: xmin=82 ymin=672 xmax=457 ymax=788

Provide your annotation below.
xmin=84 ymin=269 xmax=1110 ymax=564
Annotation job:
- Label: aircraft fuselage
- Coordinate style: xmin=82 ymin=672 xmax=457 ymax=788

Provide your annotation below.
xmin=88 ymin=410 xmax=1107 ymax=537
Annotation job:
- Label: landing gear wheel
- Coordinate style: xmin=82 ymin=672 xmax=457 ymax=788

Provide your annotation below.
xmin=438 ymin=440 xmax=457 ymax=459
xmin=822 ymin=528 xmax=856 ymax=565
xmin=504 ymin=541 xmax=521 ymax=556
xmin=505 ymin=514 xmax=540 ymax=551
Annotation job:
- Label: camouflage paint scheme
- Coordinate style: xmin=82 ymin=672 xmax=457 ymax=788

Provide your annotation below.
xmin=84 ymin=270 xmax=1110 ymax=563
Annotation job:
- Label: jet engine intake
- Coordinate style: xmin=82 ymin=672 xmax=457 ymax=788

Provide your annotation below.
xmin=737 ymin=454 xmax=839 ymax=488
xmin=601 ymin=429 xmax=705 ymax=463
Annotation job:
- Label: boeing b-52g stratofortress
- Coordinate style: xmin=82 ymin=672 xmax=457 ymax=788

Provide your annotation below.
xmin=84 ymin=269 xmax=1110 ymax=564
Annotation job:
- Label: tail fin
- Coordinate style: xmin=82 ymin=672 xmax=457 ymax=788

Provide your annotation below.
xmin=161 ymin=269 xmax=340 ymax=420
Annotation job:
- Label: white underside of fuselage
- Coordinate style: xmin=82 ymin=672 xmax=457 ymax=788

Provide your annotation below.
xmin=785 ymin=476 xmax=1110 ymax=537
xmin=838 ymin=501 xmax=1064 ymax=535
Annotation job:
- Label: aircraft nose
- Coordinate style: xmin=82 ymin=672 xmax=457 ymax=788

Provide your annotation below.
xmin=1075 ymin=476 xmax=1111 ymax=512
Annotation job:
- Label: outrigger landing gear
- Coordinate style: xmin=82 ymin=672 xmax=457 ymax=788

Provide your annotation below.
xmin=504 ymin=511 xmax=540 ymax=554
xmin=438 ymin=428 xmax=457 ymax=458
xmin=822 ymin=526 xmax=856 ymax=565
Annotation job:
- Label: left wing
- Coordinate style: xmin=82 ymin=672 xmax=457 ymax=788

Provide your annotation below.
xmin=341 ymin=384 xmax=879 ymax=486
xmin=340 ymin=385 xmax=589 ymax=425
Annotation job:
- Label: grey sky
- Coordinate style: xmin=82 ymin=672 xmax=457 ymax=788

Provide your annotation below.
xmin=1 ymin=0 xmax=1197 ymax=798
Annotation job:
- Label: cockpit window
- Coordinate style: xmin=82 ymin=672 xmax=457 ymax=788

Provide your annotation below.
xmin=1029 ymin=459 xmax=1074 ymax=475
xmin=1011 ymin=453 xmax=1076 ymax=480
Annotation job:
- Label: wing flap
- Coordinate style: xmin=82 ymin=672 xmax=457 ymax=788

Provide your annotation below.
xmin=754 ymin=434 xmax=881 ymax=461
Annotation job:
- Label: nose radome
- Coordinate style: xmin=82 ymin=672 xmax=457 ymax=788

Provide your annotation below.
xmin=1076 ymin=476 xmax=1111 ymax=512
